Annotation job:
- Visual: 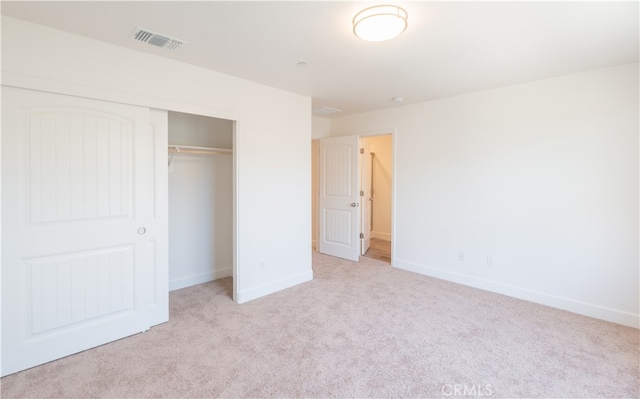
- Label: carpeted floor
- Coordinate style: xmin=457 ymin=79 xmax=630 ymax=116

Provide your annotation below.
xmin=1 ymin=252 xmax=638 ymax=398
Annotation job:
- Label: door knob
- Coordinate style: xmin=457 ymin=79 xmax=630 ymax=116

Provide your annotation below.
xmin=350 ymin=203 xmax=358 ymax=207
xmin=137 ymin=227 xmax=147 ymax=235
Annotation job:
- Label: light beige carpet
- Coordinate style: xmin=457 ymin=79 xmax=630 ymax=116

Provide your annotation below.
xmin=1 ymin=252 xmax=638 ymax=398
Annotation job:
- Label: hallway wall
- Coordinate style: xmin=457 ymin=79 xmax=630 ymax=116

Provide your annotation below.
xmin=367 ymin=135 xmax=393 ymax=241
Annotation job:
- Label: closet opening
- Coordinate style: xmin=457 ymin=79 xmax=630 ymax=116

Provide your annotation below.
xmin=167 ymin=111 xmax=235 ymax=299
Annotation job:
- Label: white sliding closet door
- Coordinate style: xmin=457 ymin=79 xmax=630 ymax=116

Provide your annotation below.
xmin=1 ymin=87 xmax=168 ymax=376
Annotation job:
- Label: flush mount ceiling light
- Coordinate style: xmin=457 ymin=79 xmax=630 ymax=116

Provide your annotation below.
xmin=353 ymin=5 xmax=408 ymax=42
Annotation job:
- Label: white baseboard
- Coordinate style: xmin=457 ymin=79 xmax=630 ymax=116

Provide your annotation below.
xmin=371 ymin=231 xmax=391 ymax=241
xmin=394 ymin=259 xmax=639 ymax=328
xmin=169 ymin=267 xmax=233 ymax=291
xmin=237 ymin=270 xmax=313 ymax=304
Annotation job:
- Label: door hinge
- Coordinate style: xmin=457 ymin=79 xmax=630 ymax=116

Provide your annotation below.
xmin=360 ymin=148 xmax=364 ymax=154
xmin=360 ymin=233 xmax=364 ymax=239
xmin=360 ymin=190 xmax=364 ymax=196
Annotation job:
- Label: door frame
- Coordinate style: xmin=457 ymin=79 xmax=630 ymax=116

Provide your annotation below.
xmin=315 ymin=129 xmax=396 ymax=265
xmin=360 ymin=137 xmax=372 ymax=255
xmin=351 ymin=128 xmax=396 ymax=266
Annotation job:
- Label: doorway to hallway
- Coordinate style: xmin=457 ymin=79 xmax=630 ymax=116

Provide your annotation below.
xmin=312 ymin=133 xmax=393 ymax=265
xmin=360 ymin=134 xmax=393 ymax=264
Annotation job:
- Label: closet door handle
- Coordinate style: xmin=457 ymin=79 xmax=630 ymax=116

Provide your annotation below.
xmin=137 ymin=227 xmax=147 ymax=235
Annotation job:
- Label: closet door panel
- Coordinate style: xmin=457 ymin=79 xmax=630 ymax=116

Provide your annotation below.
xmin=1 ymin=87 xmax=168 ymax=376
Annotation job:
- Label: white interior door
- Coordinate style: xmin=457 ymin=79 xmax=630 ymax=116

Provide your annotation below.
xmin=318 ymin=135 xmax=360 ymax=261
xmin=1 ymin=87 xmax=168 ymax=376
xmin=360 ymin=138 xmax=372 ymax=255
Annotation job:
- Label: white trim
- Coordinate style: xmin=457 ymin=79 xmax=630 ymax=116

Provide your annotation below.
xmin=0 ymin=75 xmax=4 ymax=379
xmin=232 ymin=120 xmax=239 ymax=303
xmin=394 ymin=258 xmax=639 ymax=328
xmin=169 ymin=268 xmax=233 ymax=292
xmin=343 ymin=127 xmax=397 ymax=267
xmin=236 ymin=270 xmax=313 ymax=304
xmin=351 ymin=128 xmax=397 ymax=138
xmin=391 ymin=131 xmax=396 ymax=267
xmin=371 ymin=231 xmax=391 ymax=241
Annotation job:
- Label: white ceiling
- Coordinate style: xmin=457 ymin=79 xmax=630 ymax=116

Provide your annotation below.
xmin=2 ymin=1 xmax=638 ymax=117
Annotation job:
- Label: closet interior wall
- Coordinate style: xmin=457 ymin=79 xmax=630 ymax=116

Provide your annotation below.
xmin=168 ymin=111 xmax=233 ymax=291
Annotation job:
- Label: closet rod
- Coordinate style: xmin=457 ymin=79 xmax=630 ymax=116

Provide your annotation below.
xmin=168 ymin=145 xmax=233 ymax=155
xmin=168 ymin=145 xmax=232 ymax=167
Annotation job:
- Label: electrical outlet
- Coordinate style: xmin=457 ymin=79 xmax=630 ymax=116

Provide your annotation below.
xmin=458 ymin=250 xmax=466 ymax=261
xmin=487 ymin=256 xmax=494 ymax=266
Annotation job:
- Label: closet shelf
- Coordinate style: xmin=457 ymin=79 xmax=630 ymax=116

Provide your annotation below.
xmin=168 ymin=145 xmax=232 ymax=166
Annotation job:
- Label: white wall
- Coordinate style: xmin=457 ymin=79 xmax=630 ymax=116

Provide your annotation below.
xmin=312 ymin=116 xmax=331 ymax=139
xmin=1 ymin=16 xmax=312 ymax=303
xmin=168 ymin=112 xmax=233 ymax=290
xmin=168 ymin=112 xmax=233 ymax=148
xmin=332 ymin=64 xmax=639 ymax=327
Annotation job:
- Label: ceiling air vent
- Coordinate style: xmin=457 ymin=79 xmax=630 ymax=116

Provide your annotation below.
xmin=131 ymin=27 xmax=186 ymax=50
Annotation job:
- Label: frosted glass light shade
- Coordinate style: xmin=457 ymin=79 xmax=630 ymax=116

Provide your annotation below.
xmin=353 ymin=5 xmax=408 ymax=42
